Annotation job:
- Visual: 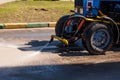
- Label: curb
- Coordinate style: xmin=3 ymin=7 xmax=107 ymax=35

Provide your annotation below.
xmin=49 ymin=22 xmax=56 ymax=27
xmin=0 ymin=22 xmax=56 ymax=29
xmin=4 ymin=23 xmax=27 ymax=29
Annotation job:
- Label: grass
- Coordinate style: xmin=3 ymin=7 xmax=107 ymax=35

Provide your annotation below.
xmin=0 ymin=1 xmax=74 ymax=23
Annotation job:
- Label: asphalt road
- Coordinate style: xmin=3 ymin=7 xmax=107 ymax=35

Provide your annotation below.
xmin=0 ymin=28 xmax=120 ymax=80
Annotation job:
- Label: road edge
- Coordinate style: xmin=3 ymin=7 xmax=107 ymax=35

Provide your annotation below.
xmin=0 ymin=22 xmax=56 ymax=29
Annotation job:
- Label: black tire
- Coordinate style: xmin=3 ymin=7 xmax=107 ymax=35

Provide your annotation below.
xmin=55 ymin=15 xmax=70 ymax=37
xmin=83 ymin=23 xmax=113 ymax=55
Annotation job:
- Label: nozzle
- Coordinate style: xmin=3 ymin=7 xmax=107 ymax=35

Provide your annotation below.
xmin=51 ymin=35 xmax=69 ymax=46
xmin=49 ymin=37 xmax=54 ymax=43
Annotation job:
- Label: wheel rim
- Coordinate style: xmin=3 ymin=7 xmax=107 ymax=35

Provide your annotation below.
xmin=91 ymin=29 xmax=110 ymax=50
xmin=62 ymin=17 xmax=81 ymax=42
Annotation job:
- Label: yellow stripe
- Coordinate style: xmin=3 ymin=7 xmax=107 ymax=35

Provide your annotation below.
xmin=86 ymin=18 xmax=101 ymax=22
xmin=4 ymin=23 xmax=27 ymax=29
xmin=86 ymin=18 xmax=120 ymax=25
xmin=117 ymin=22 xmax=120 ymax=25
xmin=49 ymin=22 xmax=56 ymax=27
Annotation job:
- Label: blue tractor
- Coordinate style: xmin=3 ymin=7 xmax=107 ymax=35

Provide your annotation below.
xmin=51 ymin=0 xmax=120 ymax=55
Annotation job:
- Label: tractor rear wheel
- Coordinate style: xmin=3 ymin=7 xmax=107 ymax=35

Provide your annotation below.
xmin=83 ymin=23 xmax=113 ymax=55
xmin=55 ymin=15 xmax=70 ymax=37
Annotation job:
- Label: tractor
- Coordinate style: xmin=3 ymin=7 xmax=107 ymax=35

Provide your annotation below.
xmin=51 ymin=0 xmax=120 ymax=55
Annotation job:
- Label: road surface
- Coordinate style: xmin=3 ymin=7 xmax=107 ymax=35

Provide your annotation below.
xmin=0 ymin=28 xmax=120 ymax=80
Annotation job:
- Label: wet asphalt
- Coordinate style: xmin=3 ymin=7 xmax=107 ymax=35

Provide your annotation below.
xmin=0 ymin=28 xmax=120 ymax=80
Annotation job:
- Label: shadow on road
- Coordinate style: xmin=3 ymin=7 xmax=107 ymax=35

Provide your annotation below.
xmin=1 ymin=62 xmax=120 ymax=80
xmin=18 ymin=40 xmax=120 ymax=57
xmin=18 ymin=40 xmax=91 ymax=56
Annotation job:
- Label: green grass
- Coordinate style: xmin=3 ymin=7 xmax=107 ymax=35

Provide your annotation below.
xmin=0 ymin=1 xmax=74 ymax=23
